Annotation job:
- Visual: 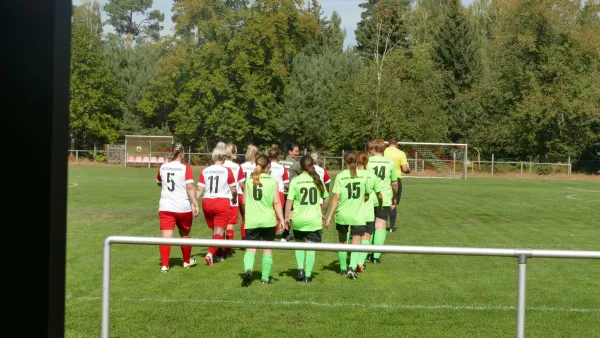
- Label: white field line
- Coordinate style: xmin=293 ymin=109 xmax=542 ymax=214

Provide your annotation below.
xmin=566 ymin=194 xmax=581 ymax=200
xmin=66 ymin=295 xmax=600 ymax=313
xmin=567 ymin=187 xmax=600 ymax=193
xmin=69 ymin=182 xmax=79 ymax=188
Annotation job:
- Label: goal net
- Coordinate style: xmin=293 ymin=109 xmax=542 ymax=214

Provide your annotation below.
xmin=395 ymin=142 xmax=468 ymax=179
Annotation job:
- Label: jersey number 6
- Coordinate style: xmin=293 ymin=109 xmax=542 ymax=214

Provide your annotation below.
xmin=252 ymin=183 xmax=263 ymax=201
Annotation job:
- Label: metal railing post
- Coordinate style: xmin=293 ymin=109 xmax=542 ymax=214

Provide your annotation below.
xmin=516 ymin=254 xmax=528 ymax=338
xmin=101 ymin=238 xmax=112 ymax=338
xmin=491 ymin=153 xmax=494 ymax=175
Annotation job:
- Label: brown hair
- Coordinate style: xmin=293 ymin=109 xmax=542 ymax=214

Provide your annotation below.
xmin=370 ymin=139 xmax=386 ymax=154
xmin=357 ymin=151 xmax=369 ymax=168
xmin=388 ymin=134 xmax=398 ymax=145
xmin=167 ymin=143 xmax=185 ymax=162
xmin=268 ymin=144 xmax=281 ymax=160
xmin=300 ymin=155 xmax=325 ymax=197
xmin=344 ymin=151 xmax=358 ymax=178
xmin=226 ymin=143 xmax=237 ymax=160
xmin=245 ymin=144 xmax=259 ymax=163
xmin=252 ymin=154 xmax=270 ymax=185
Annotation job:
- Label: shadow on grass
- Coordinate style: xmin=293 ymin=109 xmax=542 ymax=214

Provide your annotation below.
xmin=237 ymin=271 xmax=281 ymax=285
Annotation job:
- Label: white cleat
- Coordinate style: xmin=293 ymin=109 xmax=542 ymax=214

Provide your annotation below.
xmin=160 ymin=266 xmax=169 ymax=273
xmin=280 ymin=238 xmax=287 ymax=242
xmin=183 ymin=258 xmax=197 ymax=268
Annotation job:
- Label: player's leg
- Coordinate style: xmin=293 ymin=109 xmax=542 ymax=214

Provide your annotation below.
xmin=260 ymin=227 xmax=276 ymax=284
xmin=348 ymin=226 xmax=365 ymax=279
xmin=242 ymin=229 xmax=258 ymax=287
xmin=389 ymin=179 xmax=402 ymax=232
xmin=359 ymin=221 xmax=374 ymax=270
xmin=158 ymin=211 xmax=175 ymax=272
xmin=373 ymin=207 xmax=390 ymax=263
xmin=239 ymin=194 xmax=246 ymax=241
xmin=293 ymin=230 xmax=306 ymax=281
xmin=204 ymin=199 xmax=228 ymax=266
xmin=176 ymin=212 xmax=195 ymax=267
xmin=224 ymin=205 xmax=238 ymax=258
xmin=303 ymin=230 xmax=321 ymax=283
xmin=336 ymin=224 xmax=349 ymax=274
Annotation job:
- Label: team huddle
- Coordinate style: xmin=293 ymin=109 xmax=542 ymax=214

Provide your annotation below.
xmin=155 ymin=136 xmax=410 ymax=286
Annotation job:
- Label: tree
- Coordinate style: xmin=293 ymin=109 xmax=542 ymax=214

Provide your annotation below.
xmin=104 ymin=0 xmax=165 ymax=49
xmin=73 ymin=0 xmax=103 ymax=38
xmin=355 ymin=0 xmax=411 ymax=59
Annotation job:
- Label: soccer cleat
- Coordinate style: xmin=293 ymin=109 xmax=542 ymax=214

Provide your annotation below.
xmin=304 ymin=276 xmax=312 ymax=283
xmin=372 ymin=258 xmax=381 ymax=264
xmin=261 ymin=279 xmax=271 ymax=284
xmin=347 ymin=268 xmax=358 ymax=280
xmin=160 ymin=266 xmax=169 ymax=273
xmin=356 ymin=263 xmax=364 ymax=273
xmin=183 ymin=258 xmax=197 ymax=268
xmin=280 ymin=238 xmax=288 ymax=242
xmin=296 ymin=269 xmax=305 ymax=281
xmin=340 ymin=269 xmax=348 ymax=276
xmin=366 ymin=254 xmax=372 ymax=261
xmin=214 ymin=256 xmax=224 ymax=263
xmin=204 ymin=254 xmax=214 ymax=266
xmin=241 ymin=270 xmax=252 ymax=287
xmin=389 ymin=228 xmax=396 ymax=233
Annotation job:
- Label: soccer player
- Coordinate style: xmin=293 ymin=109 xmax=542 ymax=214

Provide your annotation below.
xmin=268 ymin=145 xmax=289 ymax=232
xmin=324 ymin=152 xmax=373 ymax=279
xmin=367 ymin=139 xmax=398 ymax=264
xmin=240 ymin=144 xmax=259 ymax=240
xmin=222 ymin=143 xmax=245 ymax=258
xmin=356 ymin=151 xmax=383 ymax=272
xmin=279 ymin=143 xmax=301 ymax=241
xmin=310 ymin=152 xmax=331 ymax=191
xmin=241 ymin=154 xmax=285 ymax=287
xmin=284 ymin=155 xmax=329 ymax=283
xmin=383 ymin=135 xmax=411 ymax=233
xmin=196 ymin=142 xmax=237 ymax=266
xmin=156 ymin=143 xmax=200 ymax=273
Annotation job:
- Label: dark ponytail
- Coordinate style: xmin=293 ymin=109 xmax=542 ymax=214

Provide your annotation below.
xmin=300 ymin=155 xmax=325 ymax=197
xmin=344 ymin=151 xmax=358 ymax=178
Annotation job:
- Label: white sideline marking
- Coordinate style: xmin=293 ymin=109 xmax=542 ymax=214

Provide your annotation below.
xmin=66 ymin=295 xmax=600 ymax=313
xmin=567 ymin=187 xmax=600 ymax=193
xmin=69 ymin=182 xmax=79 ymax=188
xmin=566 ymin=194 xmax=581 ymax=200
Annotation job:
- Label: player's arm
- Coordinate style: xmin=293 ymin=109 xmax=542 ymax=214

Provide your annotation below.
xmin=325 ymin=194 xmax=339 ymax=229
xmin=283 ymin=167 xmax=290 ymax=190
xmin=284 ymin=182 xmax=295 ymax=225
xmin=227 ymin=168 xmax=238 ymax=203
xmin=273 ymin=188 xmax=285 ymax=231
xmin=156 ymin=170 xmax=162 ymax=186
xmin=195 ymin=173 xmax=205 ymax=200
xmin=401 ymin=153 xmax=411 ymax=174
xmin=186 ymin=183 xmax=199 ymax=216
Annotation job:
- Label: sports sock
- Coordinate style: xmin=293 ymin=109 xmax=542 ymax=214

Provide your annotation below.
xmin=295 ymin=250 xmax=305 ymax=270
xmin=338 ymin=251 xmax=348 ymax=270
xmin=224 ymin=229 xmax=234 ymax=255
xmin=346 ymin=230 xmax=350 ymax=243
xmin=208 ymin=234 xmax=224 ymax=256
xmin=305 ymin=251 xmax=315 ymax=277
xmin=373 ymin=229 xmax=386 ymax=259
xmin=159 ymin=245 xmax=171 ymax=267
xmin=241 ymin=221 xmax=246 ymax=240
xmin=262 ymin=254 xmax=273 ymax=281
xmin=180 ymin=236 xmax=191 ymax=264
xmin=243 ymin=251 xmax=255 ymax=271
xmin=389 ymin=208 xmax=397 ymax=230
xmin=349 ymin=252 xmax=359 ymax=270
xmin=359 ymin=239 xmax=370 ymax=264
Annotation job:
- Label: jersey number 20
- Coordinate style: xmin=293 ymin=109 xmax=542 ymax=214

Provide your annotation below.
xmin=300 ymin=187 xmax=318 ymax=205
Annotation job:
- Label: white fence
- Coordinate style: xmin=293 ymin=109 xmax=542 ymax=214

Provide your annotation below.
xmin=100 ymin=236 xmax=600 ymax=338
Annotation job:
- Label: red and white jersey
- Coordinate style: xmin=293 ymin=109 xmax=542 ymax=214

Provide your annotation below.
xmin=198 ymin=165 xmax=236 ymax=199
xmin=269 ymin=161 xmax=289 ymax=192
xmin=240 ymin=161 xmax=256 ymax=184
xmin=223 ymin=160 xmax=245 ymax=206
xmin=156 ymin=161 xmax=194 ymax=213
xmin=314 ymin=164 xmax=331 ymax=185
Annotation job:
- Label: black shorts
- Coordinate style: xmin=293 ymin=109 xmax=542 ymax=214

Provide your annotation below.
xmin=245 ymin=227 xmax=276 ymax=241
xmin=365 ymin=221 xmax=375 ymax=234
xmin=293 ymin=229 xmax=322 ymax=243
xmin=396 ymin=179 xmax=403 ymax=204
xmin=336 ymin=224 xmax=366 ymax=236
xmin=375 ymin=206 xmax=391 ymax=220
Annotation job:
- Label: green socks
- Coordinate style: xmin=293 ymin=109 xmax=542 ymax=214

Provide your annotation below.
xmin=359 ymin=239 xmax=370 ymax=264
xmin=243 ymin=251 xmax=255 ymax=272
xmin=373 ymin=229 xmax=386 ymax=259
xmin=305 ymin=251 xmax=315 ymax=277
xmin=338 ymin=251 xmax=348 ymax=270
xmin=349 ymin=252 xmax=359 ymax=270
xmin=261 ymin=254 xmax=273 ymax=281
xmin=295 ymin=250 xmax=305 ymax=270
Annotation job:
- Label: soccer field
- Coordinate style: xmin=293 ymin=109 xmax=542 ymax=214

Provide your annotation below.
xmin=65 ymin=166 xmax=600 ymax=338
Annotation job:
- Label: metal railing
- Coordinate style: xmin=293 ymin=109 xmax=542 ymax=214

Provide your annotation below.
xmin=100 ymin=236 xmax=600 ymax=338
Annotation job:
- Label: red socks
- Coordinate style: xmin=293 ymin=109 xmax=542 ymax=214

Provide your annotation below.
xmin=241 ymin=221 xmax=246 ymax=240
xmin=159 ymin=245 xmax=171 ymax=267
xmin=208 ymin=234 xmax=224 ymax=256
xmin=224 ymin=229 xmax=234 ymax=256
xmin=180 ymin=236 xmax=191 ymax=264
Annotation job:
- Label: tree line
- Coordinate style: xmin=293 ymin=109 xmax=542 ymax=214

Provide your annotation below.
xmin=70 ymin=0 xmax=600 ymax=167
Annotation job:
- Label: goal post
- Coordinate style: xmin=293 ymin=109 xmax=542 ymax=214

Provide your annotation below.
xmin=124 ymin=135 xmax=174 ymax=167
xmin=396 ymin=142 xmax=468 ymax=179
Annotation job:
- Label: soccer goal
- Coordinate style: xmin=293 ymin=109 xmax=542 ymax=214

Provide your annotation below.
xmin=124 ymin=135 xmax=174 ymax=167
xmin=396 ymin=142 xmax=468 ymax=179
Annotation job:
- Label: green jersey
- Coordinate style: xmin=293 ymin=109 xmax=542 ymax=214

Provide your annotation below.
xmin=287 ymin=173 xmax=329 ymax=232
xmin=332 ymin=169 xmax=372 ymax=226
xmin=366 ymin=155 xmax=397 ymax=207
xmin=362 ymin=169 xmax=381 ymax=222
xmin=244 ymin=173 xmax=277 ymax=229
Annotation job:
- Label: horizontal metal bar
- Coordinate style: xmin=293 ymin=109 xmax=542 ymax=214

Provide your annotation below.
xmin=104 ymin=236 xmax=600 ymax=259
xmin=397 ymin=142 xmax=468 ymax=147
xmin=124 ymin=135 xmax=174 ymax=138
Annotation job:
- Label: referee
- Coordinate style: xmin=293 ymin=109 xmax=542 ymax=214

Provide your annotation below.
xmin=383 ymin=135 xmax=410 ymax=232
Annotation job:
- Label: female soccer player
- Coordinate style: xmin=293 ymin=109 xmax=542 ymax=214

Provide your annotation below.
xmin=284 ymin=155 xmax=329 ymax=283
xmin=196 ymin=142 xmax=237 ymax=266
xmin=268 ymin=145 xmax=289 ymax=232
xmin=366 ymin=139 xmax=398 ymax=264
xmin=242 ymin=154 xmax=285 ymax=287
xmin=156 ymin=143 xmax=199 ymax=273
xmin=222 ymin=143 xmax=245 ymax=257
xmin=356 ymin=151 xmax=383 ymax=272
xmin=324 ymin=152 xmax=372 ymax=279
xmin=240 ymin=144 xmax=259 ymax=240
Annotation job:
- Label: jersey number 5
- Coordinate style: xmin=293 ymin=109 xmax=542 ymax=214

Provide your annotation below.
xmin=344 ymin=182 xmax=361 ymax=199
xmin=166 ymin=172 xmax=175 ymax=192
xmin=372 ymin=166 xmax=386 ymax=180
xmin=252 ymin=183 xmax=263 ymax=201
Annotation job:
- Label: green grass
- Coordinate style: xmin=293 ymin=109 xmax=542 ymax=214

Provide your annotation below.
xmin=65 ymin=166 xmax=600 ymax=338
